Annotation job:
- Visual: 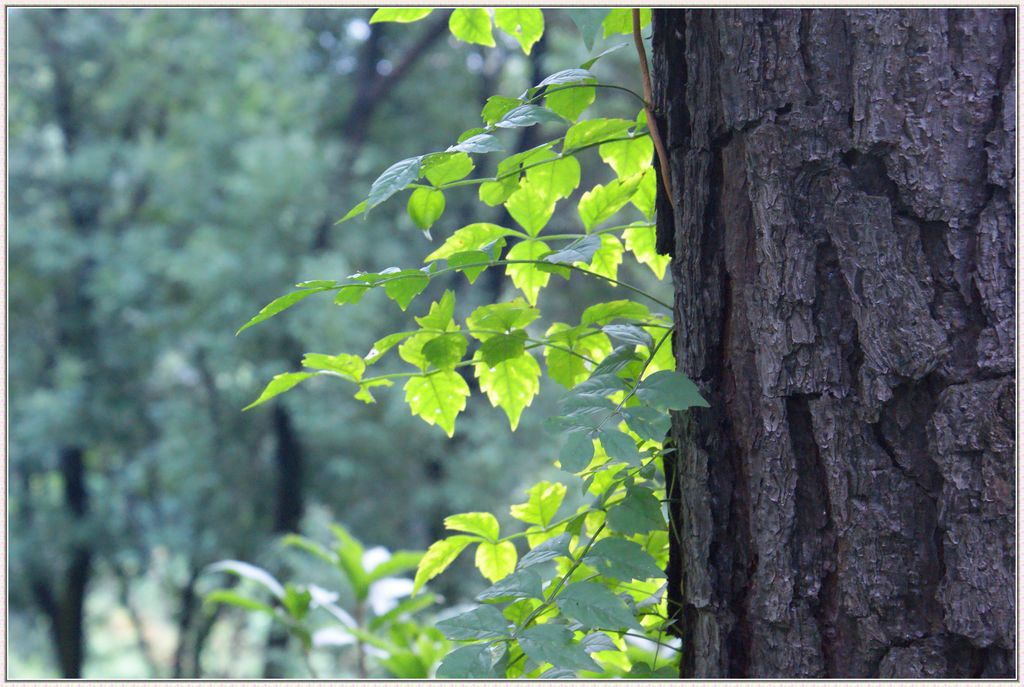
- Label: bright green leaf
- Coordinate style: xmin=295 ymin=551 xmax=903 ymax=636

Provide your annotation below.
xmin=413 ymin=535 xmax=477 ymax=594
xmin=602 ymin=8 xmax=651 ymax=38
xmin=370 ymin=8 xmax=433 ymax=23
xmin=301 ymin=353 xmax=365 ymax=381
xmin=505 ymin=182 xmax=555 ymax=237
xmin=467 ymin=300 xmax=540 ymax=338
xmin=475 ymin=350 xmax=541 ymax=430
xmin=475 ymin=541 xmax=518 ymax=582
xmin=631 ymin=167 xmax=657 ymax=219
xmin=425 ymin=223 xmax=518 ymax=262
xmin=445 ymin=511 xmax=500 ymax=540
xmin=383 ymin=270 xmax=430 ymax=311
xmin=580 ymin=300 xmax=651 ymax=326
xmin=524 ymin=155 xmax=581 ymax=201
xmin=510 ymin=481 xmax=567 ymax=527
xmin=599 ymin=135 xmax=654 ymax=179
xmin=407 ymin=187 xmax=446 ymax=230
xmin=494 ymin=8 xmax=544 ymax=54
xmin=422 ymin=152 xmax=475 ymax=187
xmin=478 ymin=331 xmax=527 ymax=366
xmin=403 ymin=370 xmax=471 ymax=437
xmin=449 ymin=8 xmax=495 ymax=47
xmin=581 ymin=234 xmax=623 ymax=280
xmin=238 ymin=286 xmax=331 ymax=335
xmin=623 ymin=222 xmax=669 ymax=278
xmin=422 ymin=332 xmax=468 ymax=369
xmin=564 ymin=118 xmax=634 ymax=151
xmin=204 ymin=590 xmax=275 ymax=615
xmin=578 ymin=175 xmax=643 ymax=231
xmin=481 ymin=95 xmax=523 ymax=126
xmin=544 ymin=322 xmax=612 ymax=389
xmin=244 ymin=372 xmax=315 ymax=411
xmin=506 ymin=240 xmax=551 ymax=305
xmin=546 ymin=84 xmax=596 ymax=122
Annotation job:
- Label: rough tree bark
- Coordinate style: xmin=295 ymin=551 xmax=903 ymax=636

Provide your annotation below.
xmin=654 ymin=9 xmax=1015 ymax=678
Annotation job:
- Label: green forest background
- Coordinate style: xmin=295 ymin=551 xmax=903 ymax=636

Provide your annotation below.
xmin=8 ymin=8 xmax=669 ymax=678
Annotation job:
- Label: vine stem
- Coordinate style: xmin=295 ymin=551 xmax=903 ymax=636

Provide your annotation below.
xmin=632 ymin=9 xmax=675 ymax=208
xmin=514 ymin=521 xmax=607 ymax=636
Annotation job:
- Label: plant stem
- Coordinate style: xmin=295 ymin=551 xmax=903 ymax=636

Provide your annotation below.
xmin=632 ymin=9 xmax=675 ymax=208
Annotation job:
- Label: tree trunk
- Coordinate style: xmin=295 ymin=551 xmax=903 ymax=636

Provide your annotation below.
xmin=654 ymin=9 xmax=1014 ymax=678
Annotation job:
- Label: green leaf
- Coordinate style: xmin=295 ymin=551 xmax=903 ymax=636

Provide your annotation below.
xmin=281 ymin=584 xmax=313 ymax=620
xmin=437 ymin=605 xmax=511 ymax=640
xmin=422 ymin=152 xmax=475 ymax=187
xmin=581 ymin=42 xmax=629 ymax=70
xmin=425 ymin=223 xmax=518 ymax=262
xmin=591 ymin=345 xmax=642 ymax=377
xmin=448 ymin=8 xmax=495 ymax=47
xmin=370 ymin=8 xmax=432 ymax=23
xmin=413 ymin=535 xmax=477 ymax=594
xmin=437 ymin=644 xmax=504 ymax=679
xmin=505 ymin=182 xmax=555 ymax=236
xmin=556 ymin=581 xmax=641 ymax=631
xmin=334 ymin=284 xmax=370 ymax=306
xmin=368 ymin=156 xmax=422 ymax=210
xmin=580 ymin=300 xmax=651 ymax=326
xmin=335 ymin=199 xmax=368 ymax=224
xmin=601 ymin=324 xmax=653 ymax=349
xmin=543 ymin=322 xmax=612 ymax=389
xmin=422 ymin=332 xmax=468 ymax=369
xmin=602 ymin=8 xmax=651 ymax=38
xmin=578 ymin=176 xmax=643 ymax=231
xmin=244 ymin=372 xmax=315 ymax=411
xmin=383 ymin=270 xmax=430 ymax=311
xmin=586 ymin=538 xmax=663 ymax=581
xmin=622 ymin=222 xmax=668 ymax=278
xmin=407 ymin=187 xmax=445 ymax=230
xmin=449 ymin=132 xmax=504 ymax=154
xmin=475 ymin=350 xmax=541 ymax=430
xmin=631 ymin=167 xmax=657 ymax=219
xmin=620 ymin=405 xmax=670 ymax=442
xmin=506 ymin=240 xmax=551 ymax=305
xmin=475 ymin=541 xmax=518 ymax=582
xmin=478 ymin=331 xmax=527 ymax=366
xmin=582 ymin=234 xmax=623 ymax=280
xmin=205 ymin=560 xmax=284 ymax=599
xmin=524 ymin=155 xmax=580 ymax=201
xmin=404 ymin=370 xmax=471 ymax=437
xmin=568 ymin=9 xmax=609 ymax=50
xmin=444 ymin=512 xmax=500 ymax=540
xmin=479 ymin=175 xmax=519 ymax=206
xmin=481 ymin=95 xmax=523 ymax=126
xmin=355 ymin=379 xmax=393 ymax=404
xmin=494 ymin=8 xmax=544 ymax=54
xmin=518 ymin=533 xmax=572 ymax=569
xmin=546 ymin=234 xmax=601 ymax=265
xmin=510 ymin=481 xmax=567 ymax=527
xmin=540 ymin=667 xmax=578 ymax=679
xmin=204 ymin=590 xmax=275 ymax=615
xmin=599 ymin=135 xmax=654 ymax=179
xmin=636 ymin=370 xmax=710 ymax=410
xmin=238 ymin=287 xmax=330 ymax=335
xmin=365 ymin=331 xmax=415 ymax=364
xmin=573 ymin=373 xmax=630 ymax=396
xmin=546 ymin=84 xmax=596 ymax=122
xmin=495 ymin=104 xmax=564 ymax=129
xmin=448 ymin=246 xmax=501 ymax=284
xmin=598 ymin=430 xmax=641 ymax=465
xmin=518 ymin=624 xmax=601 ymax=672
xmin=537 ymin=68 xmax=594 ymax=88
xmin=564 ymin=118 xmax=634 ymax=151
xmin=301 ymin=353 xmax=365 ymax=381
xmin=477 ymin=568 xmax=544 ymax=602
xmin=467 ymin=300 xmax=540 ymax=337
xmin=607 ymin=486 xmax=665 ymax=535
xmin=559 ymin=432 xmax=596 ymax=473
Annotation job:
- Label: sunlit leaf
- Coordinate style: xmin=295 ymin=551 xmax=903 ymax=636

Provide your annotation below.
xmin=244 ymin=372 xmax=315 ymax=410
xmin=510 ymin=481 xmax=567 ymax=527
xmin=449 ymin=8 xmax=495 ymax=47
xmin=506 ymin=240 xmax=552 ymax=305
xmin=413 ymin=535 xmax=477 ymax=594
xmin=445 ymin=511 xmax=500 ymax=540
xmin=475 ymin=350 xmax=541 ymax=430
xmin=425 ymin=223 xmax=518 ymax=262
xmin=623 ymin=222 xmax=669 ymax=278
xmin=404 ymin=370 xmax=471 ymax=437
xmin=475 ymin=541 xmax=518 ymax=582
xmin=494 ymin=8 xmax=544 ymax=54
xmin=368 ymin=156 xmax=422 ymax=210
xmin=370 ymin=8 xmax=433 ymax=23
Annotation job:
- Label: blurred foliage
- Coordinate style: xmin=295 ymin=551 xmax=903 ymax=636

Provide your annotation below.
xmin=8 ymin=7 xmax=663 ymax=679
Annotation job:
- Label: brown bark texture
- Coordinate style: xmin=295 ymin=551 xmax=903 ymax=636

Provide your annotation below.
xmin=653 ymin=9 xmax=1015 ymax=678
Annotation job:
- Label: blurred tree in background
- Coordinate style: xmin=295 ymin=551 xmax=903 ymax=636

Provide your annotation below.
xmin=8 ymin=8 xmax=660 ymax=678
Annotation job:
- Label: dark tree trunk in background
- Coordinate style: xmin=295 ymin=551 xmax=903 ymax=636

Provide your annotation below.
xmin=654 ymin=9 xmax=1014 ymax=678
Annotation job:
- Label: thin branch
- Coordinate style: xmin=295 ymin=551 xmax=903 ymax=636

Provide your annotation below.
xmin=632 ymin=9 xmax=675 ymax=208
